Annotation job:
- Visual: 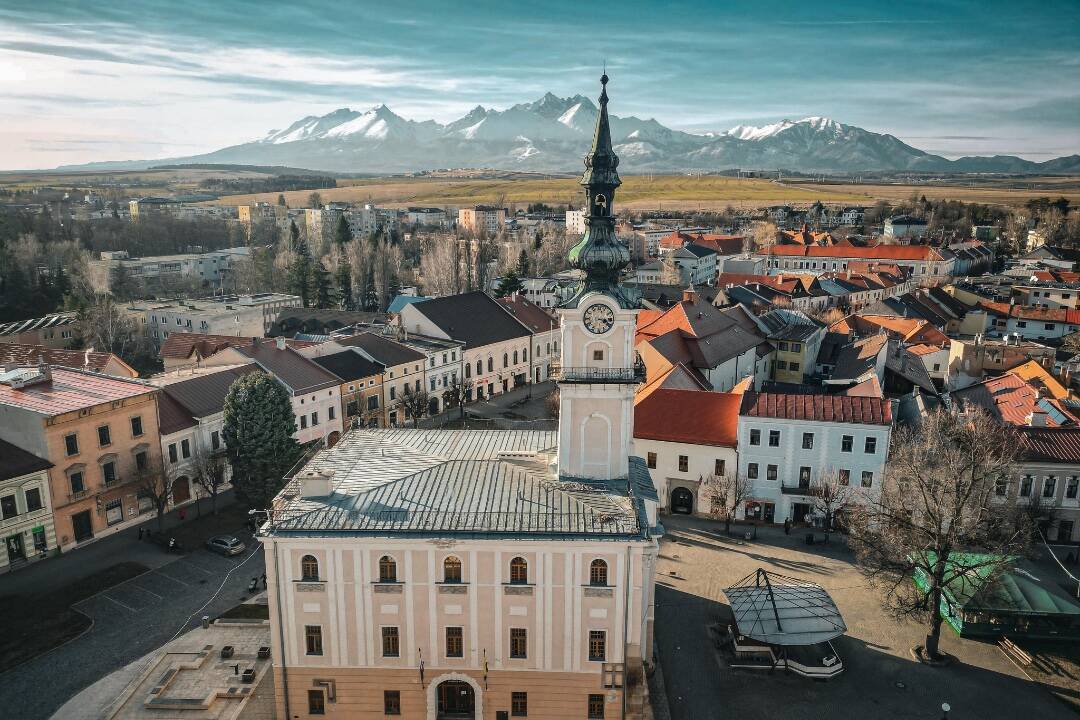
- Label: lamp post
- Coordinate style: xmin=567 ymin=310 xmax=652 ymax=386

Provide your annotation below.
xmin=941 ymin=702 xmax=951 ymax=720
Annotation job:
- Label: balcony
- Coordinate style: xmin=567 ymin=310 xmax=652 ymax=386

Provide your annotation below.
xmin=781 ymin=483 xmax=824 ymax=497
xmin=551 ymin=362 xmax=646 ymax=385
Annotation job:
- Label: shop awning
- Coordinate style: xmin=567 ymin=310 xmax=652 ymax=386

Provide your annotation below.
xmin=724 ymin=568 xmax=847 ymax=646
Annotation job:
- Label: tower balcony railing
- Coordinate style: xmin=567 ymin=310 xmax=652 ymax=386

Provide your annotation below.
xmin=551 ymin=361 xmax=646 ymax=385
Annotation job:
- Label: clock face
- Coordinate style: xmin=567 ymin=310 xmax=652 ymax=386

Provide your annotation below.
xmin=583 ymin=303 xmax=615 ymax=334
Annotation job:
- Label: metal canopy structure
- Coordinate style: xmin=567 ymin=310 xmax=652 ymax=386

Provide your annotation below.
xmin=724 ymin=569 xmax=847 ymax=646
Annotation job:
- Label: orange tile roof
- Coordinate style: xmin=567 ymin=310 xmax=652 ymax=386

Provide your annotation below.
xmin=1007 ymin=359 xmax=1069 ymax=400
xmin=757 ymin=244 xmax=946 ymax=261
xmin=779 ymin=224 xmax=834 ymax=246
xmin=634 ymin=389 xmax=740 ymax=447
xmin=977 ymin=301 xmax=1080 ymax=325
xmin=740 ymin=391 xmax=892 ymax=425
xmin=907 ymin=343 xmax=948 ymax=357
xmin=659 ymin=231 xmax=745 ymax=255
xmin=829 ymin=314 xmax=949 ymax=345
xmin=952 ymin=373 xmax=1077 ymax=427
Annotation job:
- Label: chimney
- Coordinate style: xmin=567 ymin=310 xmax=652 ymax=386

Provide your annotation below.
xmin=299 ymin=470 xmax=333 ymax=498
xmin=276 ymin=336 xmax=286 ymax=351
xmin=683 ymin=285 xmax=698 ymax=304
xmin=83 ymin=349 xmax=91 ymax=369
xmin=251 ymin=336 xmax=260 ymax=347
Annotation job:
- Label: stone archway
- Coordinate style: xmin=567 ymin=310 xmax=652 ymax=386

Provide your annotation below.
xmin=426 ymin=672 xmax=483 ymax=720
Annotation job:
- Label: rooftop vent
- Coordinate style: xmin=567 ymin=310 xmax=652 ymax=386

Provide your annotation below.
xmin=299 ymin=470 xmax=333 ymax=499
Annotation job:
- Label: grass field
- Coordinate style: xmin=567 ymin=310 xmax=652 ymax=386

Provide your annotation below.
xmin=211 ymin=174 xmax=1080 ymax=211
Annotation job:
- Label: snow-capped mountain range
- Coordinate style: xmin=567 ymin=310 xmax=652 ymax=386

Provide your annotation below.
xmin=60 ymin=93 xmax=1079 ymax=174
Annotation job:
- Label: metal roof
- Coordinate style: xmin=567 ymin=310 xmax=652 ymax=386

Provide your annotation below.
xmin=724 ymin=569 xmax=847 ymax=646
xmin=268 ymin=429 xmax=652 ymax=539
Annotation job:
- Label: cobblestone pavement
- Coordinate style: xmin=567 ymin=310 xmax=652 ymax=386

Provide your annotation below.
xmin=654 ymin=514 xmax=1073 ymax=720
xmin=0 ymin=539 xmax=264 ymax=720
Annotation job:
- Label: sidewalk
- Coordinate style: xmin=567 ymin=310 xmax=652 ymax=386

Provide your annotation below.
xmin=0 ymin=492 xmax=237 ymax=597
xmin=420 ymin=380 xmax=556 ymax=428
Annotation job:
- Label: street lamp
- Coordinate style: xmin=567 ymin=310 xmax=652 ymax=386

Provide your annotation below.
xmin=941 ymin=702 xmax=950 ymax=720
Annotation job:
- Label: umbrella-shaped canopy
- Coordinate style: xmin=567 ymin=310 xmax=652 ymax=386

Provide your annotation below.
xmin=724 ymin=568 xmax=847 ymax=646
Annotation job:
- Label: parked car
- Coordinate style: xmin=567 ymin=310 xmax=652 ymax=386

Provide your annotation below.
xmin=206 ymin=535 xmax=246 ymax=556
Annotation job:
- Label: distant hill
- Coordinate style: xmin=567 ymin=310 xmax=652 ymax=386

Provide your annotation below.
xmin=58 ymin=93 xmax=1080 ymax=176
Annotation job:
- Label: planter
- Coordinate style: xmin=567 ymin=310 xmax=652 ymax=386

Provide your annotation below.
xmin=258 ymin=646 xmax=271 ymax=660
xmin=220 ymin=646 xmax=234 ymax=659
xmin=242 ymin=668 xmax=257 ymax=684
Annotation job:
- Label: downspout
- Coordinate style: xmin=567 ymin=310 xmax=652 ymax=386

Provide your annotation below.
xmin=272 ymin=539 xmax=291 ymax=719
xmin=622 ymin=544 xmax=632 ymax=720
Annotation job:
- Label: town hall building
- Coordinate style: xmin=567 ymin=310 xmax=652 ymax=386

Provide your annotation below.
xmin=259 ymin=74 xmax=660 ymax=720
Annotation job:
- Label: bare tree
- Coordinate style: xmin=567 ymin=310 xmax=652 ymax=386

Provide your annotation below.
xmin=701 ymin=472 xmax=754 ymax=533
xmin=420 ymin=234 xmax=463 ymax=296
xmin=848 ymin=408 xmax=1033 ymax=661
xmin=192 ymin=451 xmax=229 ymax=516
xmin=544 ymin=385 xmax=560 ymax=419
xmin=135 ymin=468 xmax=174 ymax=535
xmin=400 ymin=384 xmax=431 ymax=428
xmin=809 ymin=469 xmax=858 ymax=542
xmin=76 ymin=295 xmax=154 ymax=370
xmin=442 ymin=375 xmax=473 ymax=420
xmin=749 ymin=220 xmax=778 ymax=252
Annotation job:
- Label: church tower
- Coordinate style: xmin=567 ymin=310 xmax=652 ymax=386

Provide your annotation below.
xmin=557 ymin=73 xmax=642 ymax=480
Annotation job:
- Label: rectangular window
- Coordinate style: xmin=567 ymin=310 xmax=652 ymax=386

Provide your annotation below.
xmin=778 ymin=341 xmax=789 ymax=352
xmin=1044 ymin=476 xmax=1058 ymax=498
xmin=65 ymin=433 xmax=79 ymax=456
xmin=510 ymin=628 xmax=527 ymax=658
xmin=799 ymin=466 xmax=811 ymax=484
xmin=384 ymin=690 xmax=401 ymax=715
xmin=390 ymin=387 xmax=396 ymax=401
xmin=864 ymin=437 xmax=877 ymax=454
xmin=69 ymin=471 xmax=84 ymax=494
xmin=308 ymin=690 xmax=325 ymax=715
xmin=305 ymin=625 xmax=323 ymax=655
xmin=0 ymin=495 xmax=16 ymax=520
xmin=767 ymin=464 xmax=777 ymax=481
xmin=593 ymin=349 xmax=604 ymax=361
xmin=588 ymin=694 xmax=605 ymax=720
xmin=790 ymin=343 xmax=801 ymax=353
xmin=775 ymin=360 xmax=787 ymax=370
xmin=1059 ymin=520 xmax=1075 ymax=542
xmin=802 ymin=433 xmax=814 ymax=450
xmin=768 ymin=430 xmax=780 ymax=447
xmin=25 ymin=487 xmax=43 ymax=512
xmin=135 ymin=451 xmax=148 ymax=471
xmin=861 ymin=471 xmax=873 ymax=488
xmin=211 ymin=431 xmax=221 ymax=451
xmin=714 ymin=459 xmax=725 ymax=476
xmin=328 ymin=406 xmax=335 ymax=421
xmin=130 ymin=416 xmax=143 ymax=437
xmin=790 ymin=362 xmax=800 ymax=372
xmin=1067 ymin=476 xmax=1079 ymax=499
xmin=181 ymin=438 xmax=190 ymax=459
xmin=647 ymin=452 xmax=656 ymax=469
xmin=747 ymin=463 xmax=759 ymax=479
xmin=749 ymin=429 xmax=760 ymax=446
xmin=446 ymin=627 xmax=463 ymax=658
xmin=98 ymin=425 xmax=111 ymax=447
xmin=839 ymin=469 xmax=850 ymax=486
xmin=589 ymin=630 xmax=607 ymax=661
xmin=102 ymin=461 xmax=117 ymax=485
xmin=678 ymin=455 xmax=688 ymax=472
xmin=311 ymin=411 xmax=318 ymax=426
xmin=169 ymin=444 xmax=178 ymax=463
xmin=382 ymin=626 xmax=400 ymax=657
xmin=300 ymin=415 xmax=308 ymax=429
xmin=368 ymin=396 xmax=379 ymax=411
xmin=512 ymin=691 xmax=528 ymax=717
xmin=995 ymin=477 xmax=1009 ymax=497
xmin=841 ymin=435 xmax=853 ymax=453
xmin=1021 ymin=476 xmax=1033 ymax=497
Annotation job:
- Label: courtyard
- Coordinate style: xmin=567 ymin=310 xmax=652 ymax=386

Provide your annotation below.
xmin=653 ymin=514 xmax=1075 ymax=720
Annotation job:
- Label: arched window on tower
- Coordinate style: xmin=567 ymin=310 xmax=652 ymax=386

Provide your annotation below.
xmin=301 ymin=555 xmax=319 ymax=581
xmin=379 ymin=555 xmax=397 ymax=583
xmin=443 ymin=556 xmax=462 ymax=583
xmin=509 ymin=556 xmax=528 ymax=585
xmin=590 ymin=559 xmax=608 ymax=587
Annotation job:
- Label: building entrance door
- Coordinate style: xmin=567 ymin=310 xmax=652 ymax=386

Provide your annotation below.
xmin=72 ymin=510 xmax=94 ymax=542
xmin=792 ymin=503 xmax=810 ymax=524
xmin=436 ymin=680 xmax=475 ymax=719
xmin=670 ymin=487 xmax=694 ymax=514
xmin=763 ymin=502 xmax=775 ymax=524
xmin=6 ymin=534 xmax=25 ymax=565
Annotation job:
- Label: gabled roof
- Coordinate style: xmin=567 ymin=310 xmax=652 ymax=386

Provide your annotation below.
xmin=312 ymin=351 xmax=385 ymax=382
xmin=0 ymin=366 xmax=153 ymax=416
xmin=951 ymin=373 xmax=1077 ymax=427
xmin=829 ymin=313 xmax=949 ymax=346
xmin=0 ymin=438 xmax=52 ymax=482
xmin=977 ymin=301 xmax=1080 ymax=326
xmin=235 ymin=341 xmax=340 ymax=394
xmin=387 ymin=295 xmax=432 ymax=314
xmin=336 ymin=331 xmax=426 ymax=367
xmin=830 ymin=333 xmax=888 ymax=382
xmin=0 ymin=312 xmax=76 ymax=337
xmin=740 ymin=391 xmax=892 ymax=425
xmin=406 ymin=291 xmax=531 ymax=348
xmin=757 ymin=244 xmax=949 ymax=262
xmin=160 ymin=364 xmax=261 ymax=421
xmin=637 ymin=299 xmax=768 ymax=371
xmin=0 ymin=343 xmax=136 ymax=377
xmin=755 ymin=308 xmax=823 ymax=342
xmin=496 ymin=295 xmax=558 ymax=334
xmin=1007 ymin=359 xmax=1069 ymax=400
xmin=156 ymin=390 xmax=197 ymax=435
xmin=634 ymin=389 xmax=740 ymax=447
xmin=1017 ymin=427 xmax=1080 ymax=463
xmin=160 ymin=332 xmax=315 ymax=362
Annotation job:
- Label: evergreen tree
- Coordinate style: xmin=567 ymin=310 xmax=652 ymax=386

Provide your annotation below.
xmin=312 ymin=260 xmax=333 ymax=309
xmin=222 ymin=372 xmax=300 ymax=510
xmin=496 ymin=269 xmax=524 ymax=296
xmin=277 ymin=194 xmax=286 ymax=207
xmin=288 ymin=240 xmax=313 ymax=306
xmin=334 ymin=215 xmax=352 ymax=247
xmin=516 ymin=248 xmax=530 ymax=277
xmin=289 ymin=219 xmax=300 ymax=250
xmin=109 ymin=263 xmax=137 ymax=300
xmin=335 ymin=259 xmax=353 ymax=309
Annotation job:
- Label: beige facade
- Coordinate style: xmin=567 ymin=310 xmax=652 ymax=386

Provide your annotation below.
xmin=458 ymin=206 xmax=506 ymax=235
xmin=0 ymin=462 xmax=56 ymax=572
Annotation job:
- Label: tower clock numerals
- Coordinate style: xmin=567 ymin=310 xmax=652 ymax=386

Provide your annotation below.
xmin=583 ymin=303 xmax=615 ymax=334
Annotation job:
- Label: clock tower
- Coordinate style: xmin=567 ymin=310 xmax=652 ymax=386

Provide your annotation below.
xmin=556 ymin=73 xmax=642 ymax=480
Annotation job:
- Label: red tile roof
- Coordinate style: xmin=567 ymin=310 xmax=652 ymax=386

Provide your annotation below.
xmin=496 ymin=295 xmax=558 ymax=333
xmin=0 ymin=343 xmax=136 ymax=377
xmin=977 ymin=301 xmax=1080 ymax=325
xmin=634 ymin=389 xmax=740 ymax=447
xmin=160 ymin=332 xmax=315 ymax=361
xmin=659 ymin=231 xmax=745 ymax=255
xmin=0 ymin=366 xmax=154 ymax=416
xmin=951 ymin=373 xmax=1077 ymax=427
xmin=1017 ymin=427 xmax=1080 ymax=463
xmin=757 ymin=244 xmax=947 ymax=261
xmin=739 ymin=391 xmax=893 ymax=425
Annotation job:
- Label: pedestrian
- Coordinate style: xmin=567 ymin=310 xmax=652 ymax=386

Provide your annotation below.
xmin=261 ymin=573 xmax=267 ymax=589
xmin=783 ymin=518 xmax=791 ymax=535
xmin=138 ymin=527 xmax=144 ymax=540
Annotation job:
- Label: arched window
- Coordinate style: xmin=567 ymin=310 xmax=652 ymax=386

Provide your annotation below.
xmin=509 ymin=556 xmax=528 ymax=584
xmin=301 ymin=555 xmax=320 ymax=581
xmin=487 ymin=357 xmax=493 ymax=372
xmin=590 ymin=559 xmax=608 ymax=587
xmin=513 ymin=350 xmax=518 ymax=365
xmin=536 ymin=344 xmax=540 ymax=357
xmin=503 ymin=353 xmax=509 ymax=368
xmin=379 ymin=555 xmax=397 ymax=583
xmin=476 ymin=360 xmax=483 ymax=376
xmin=523 ymin=347 xmax=528 ymax=361
xmin=465 ymin=363 xmax=471 ymax=379
xmin=443 ymin=556 xmax=462 ymax=583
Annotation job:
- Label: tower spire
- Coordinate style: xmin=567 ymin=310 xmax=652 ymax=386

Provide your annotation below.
xmin=564 ymin=72 xmax=635 ymax=308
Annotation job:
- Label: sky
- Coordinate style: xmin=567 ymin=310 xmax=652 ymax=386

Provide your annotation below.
xmin=1 ymin=0 xmax=1078 ymax=170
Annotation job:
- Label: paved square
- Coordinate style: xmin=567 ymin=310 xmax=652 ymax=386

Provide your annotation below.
xmin=654 ymin=514 xmax=1074 ymax=720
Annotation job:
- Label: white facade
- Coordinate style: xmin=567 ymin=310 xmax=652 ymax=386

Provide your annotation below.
xmin=735 ymin=413 xmax=890 ymax=524
xmin=565 ymin=209 xmax=587 ymax=234
xmin=0 ymin=466 xmax=56 ymax=573
xmin=631 ymin=438 xmax=737 ymax=515
xmin=140 ymin=294 xmax=301 ymax=347
xmin=88 ymin=247 xmax=251 ymax=294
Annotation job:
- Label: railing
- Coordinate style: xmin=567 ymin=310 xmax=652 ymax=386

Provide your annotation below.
xmin=551 ymin=363 xmax=646 ymax=384
xmin=780 ymin=483 xmax=823 ymax=497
